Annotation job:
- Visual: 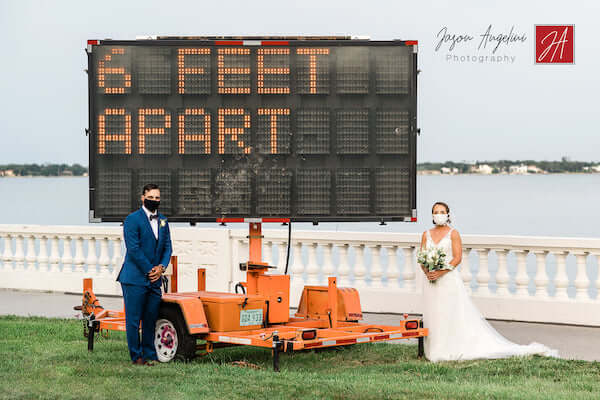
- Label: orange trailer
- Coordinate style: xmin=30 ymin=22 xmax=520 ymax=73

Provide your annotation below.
xmin=78 ymin=222 xmax=427 ymax=371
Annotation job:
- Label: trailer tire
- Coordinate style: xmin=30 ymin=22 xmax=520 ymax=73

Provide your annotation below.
xmin=155 ymin=305 xmax=196 ymax=362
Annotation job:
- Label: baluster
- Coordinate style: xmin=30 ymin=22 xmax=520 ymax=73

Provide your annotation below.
xmin=86 ymin=237 xmax=98 ymax=275
xmin=98 ymin=237 xmax=111 ymax=279
xmin=290 ymin=241 xmax=304 ymax=282
xmin=495 ymin=249 xmax=510 ymax=296
xmin=74 ymin=236 xmax=86 ymax=274
xmin=306 ymin=242 xmax=320 ymax=284
xmin=368 ymin=244 xmax=383 ymax=288
xmin=241 ymin=238 xmax=250 ymax=262
xmin=277 ymin=240 xmax=287 ymax=273
xmin=22 ymin=235 xmax=41 ymax=290
xmin=532 ymin=250 xmax=549 ymax=298
xmin=514 ymin=250 xmax=530 ymax=296
xmin=553 ymin=251 xmax=569 ymax=299
xmin=237 ymin=238 xmax=250 ymax=284
xmin=353 ymin=244 xmax=366 ymax=288
xmin=62 ymin=236 xmax=74 ymax=273
xmin=383 ymin=245 xmax=399 ymax=288
xmin=573 ymin=251 xmax=590 ymax=300
xmin=36 ymin=235 xmax=53 ymax=290
xmin=337 ymin=244 xmax=351 ymax=287
xmin=98 ymin=237 xmax=110 ymax=267
xmin=401 ymin=246 xmax=415 ymax=292
xmin=38 ymin=235 xmax=49 ymax=272
xmin=111 ymin=237 xmax=123 ymax=272
xmin=263 ymin=240 xmax=273 ymax=266
xmin=461 ymin=248 xmax=472 ymax=292
xmin=25 ymin=234 xmax=37 ymax=270
xmin=48 ymin=235 xmax=61 ymax=272
xmin=592 ymin=253 xmax=600 ymax=302
xmin=14 ymin=235 xmax=25 ymax=271
xmin=322 ymin=243 xmax=335 ymax=281
xmin=476 ymin=249 xmax=492 ymax=296
xmin=1 ymin=233 xmax=13 ymax=264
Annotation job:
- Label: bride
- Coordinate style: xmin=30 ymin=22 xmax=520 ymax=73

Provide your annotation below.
xmin=420 ymin=201 xmax=558 ymax=362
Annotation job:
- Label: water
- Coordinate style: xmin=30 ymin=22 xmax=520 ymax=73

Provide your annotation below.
xmin=0 ymin=175 xmax=597 ymax=298
xmin=1 ymin=174 xmax=599 ymax=237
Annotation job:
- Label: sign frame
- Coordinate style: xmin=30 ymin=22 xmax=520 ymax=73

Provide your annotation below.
xmin=87 ymin=37 xmax=418 ymax=223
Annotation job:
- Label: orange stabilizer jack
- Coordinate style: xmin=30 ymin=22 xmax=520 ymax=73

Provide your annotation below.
xmin=328 ymin=277 xmax=338 ymax=328
xmin=197 ymin=268 xmax=206 ymax=291
xmin=170 ymin=255 xmax=178 ymax=293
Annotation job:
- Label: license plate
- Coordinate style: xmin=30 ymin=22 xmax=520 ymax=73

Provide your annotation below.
xmin=240 ymin=309 xmax=263 ymax=326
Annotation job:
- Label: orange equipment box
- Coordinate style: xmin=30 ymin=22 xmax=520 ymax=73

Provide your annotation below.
xmin=295 ymin=285 xmax=363 ymax=322
xmin=199 ymin=292 xmax=267 ymax=332
xmin=255 ymin=274 xmax=290 ymax=324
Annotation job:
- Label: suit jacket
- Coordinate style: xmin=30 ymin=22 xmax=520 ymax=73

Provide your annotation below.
xmin=117 ymin=207 xmax=173 ymax=287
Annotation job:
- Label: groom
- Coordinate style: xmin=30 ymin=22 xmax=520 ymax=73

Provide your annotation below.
xmin=117 ymin=183 xmax=172 ymax=365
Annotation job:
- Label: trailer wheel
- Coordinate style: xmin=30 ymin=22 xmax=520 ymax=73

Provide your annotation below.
xmin=155 ymin=306 xmax=196 ymax=362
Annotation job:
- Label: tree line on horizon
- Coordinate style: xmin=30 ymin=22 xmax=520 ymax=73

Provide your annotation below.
xmin=0 ymin=158 xmax=597 ymax=176
xmin=0 ymin=163 xmax=87 ymax=176
xmin=418 ymin=158 xmax=599 ymax=173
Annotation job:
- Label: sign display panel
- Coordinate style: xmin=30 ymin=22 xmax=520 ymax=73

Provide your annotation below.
xmin=87 ymin=37 xmax=418 ymax=222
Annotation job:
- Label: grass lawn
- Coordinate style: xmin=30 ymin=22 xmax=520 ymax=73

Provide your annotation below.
xmin=0 ymin=316 xmax=599 ymax=399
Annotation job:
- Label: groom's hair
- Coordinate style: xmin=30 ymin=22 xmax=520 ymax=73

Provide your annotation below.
xmin=432 ymin=201 xmax=451 ymax=224
xmin=142 ymin=183 xmax=160 ymax=195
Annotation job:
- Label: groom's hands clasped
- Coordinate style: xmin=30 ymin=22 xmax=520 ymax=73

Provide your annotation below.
xmin=148 ymin=265 xmax=163 ymax=283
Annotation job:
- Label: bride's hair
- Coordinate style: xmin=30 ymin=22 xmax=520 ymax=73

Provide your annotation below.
xmin=432 ymin=201 xmax=452 ymax=224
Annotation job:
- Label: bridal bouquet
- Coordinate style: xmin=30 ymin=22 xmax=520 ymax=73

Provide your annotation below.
xmin=417 ymin=247 xmax=451 ymax=284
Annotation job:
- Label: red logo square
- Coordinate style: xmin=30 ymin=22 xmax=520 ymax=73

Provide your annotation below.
xmin=535 ymin=25 xmax=574 ymax=64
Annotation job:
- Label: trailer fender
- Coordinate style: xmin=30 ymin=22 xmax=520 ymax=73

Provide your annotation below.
xmin=162 ymin=294 xmax=209 ymax=334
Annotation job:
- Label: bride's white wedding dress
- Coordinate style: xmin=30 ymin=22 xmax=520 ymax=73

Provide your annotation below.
xmin=422 ymin=227 xmax=559 ymax=362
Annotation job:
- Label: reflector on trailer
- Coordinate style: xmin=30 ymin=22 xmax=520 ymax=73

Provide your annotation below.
xmin=406 ymin=320 xmax=419 ymax=329
xmin=300 ymin=329 xmax=317 ymax=341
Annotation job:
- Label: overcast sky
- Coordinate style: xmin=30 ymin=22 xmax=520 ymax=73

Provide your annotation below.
xmin=0 ymin=0 xmax=597 ymax=165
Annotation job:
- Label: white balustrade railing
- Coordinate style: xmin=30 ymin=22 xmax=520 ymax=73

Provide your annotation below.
xmin=1 ymin=225 xmax=599 ymax=326
xmin=230 ymin=230 xmax=600 ymax=326
xmin=0 ymin=225 xmax=124 ymax=295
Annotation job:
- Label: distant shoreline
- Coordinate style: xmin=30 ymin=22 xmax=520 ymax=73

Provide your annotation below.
xmin=3 ymin=160 xmax=598 ymax=177
xmin=417 ymin=171 xmax=600 ymax=176
xmin=1 ymin=173 xmax=598 ymax=178
xmin=0 ymin=175 xmax=87 ymax=178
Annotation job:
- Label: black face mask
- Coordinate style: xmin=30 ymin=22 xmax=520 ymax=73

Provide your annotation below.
xmin=143 ymin=198 xmax=160 ymax=212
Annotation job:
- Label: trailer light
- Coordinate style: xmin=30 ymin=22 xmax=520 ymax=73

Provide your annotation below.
xmin=403 ymin=331 xmax=419 ymax=337
xmin=405 ymin=321 xmax=419 ymax=330
xmin=300 ymin=329 xmax=317 ymax=340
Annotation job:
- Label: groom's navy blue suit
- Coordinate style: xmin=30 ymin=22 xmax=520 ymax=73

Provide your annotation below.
xmin=117 ymin=207 xmax=172 ymax=362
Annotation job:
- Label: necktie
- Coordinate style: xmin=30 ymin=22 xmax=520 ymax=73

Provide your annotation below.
xmin=149 ymin=214 xmax=158 ymax=221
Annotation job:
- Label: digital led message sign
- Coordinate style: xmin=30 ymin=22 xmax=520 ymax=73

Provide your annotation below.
xmin=87 ymin=37 xmax=418 ymax=223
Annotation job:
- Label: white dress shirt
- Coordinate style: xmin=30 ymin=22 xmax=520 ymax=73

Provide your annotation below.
xmin=142 ymin=205 xmax=159 ymax=240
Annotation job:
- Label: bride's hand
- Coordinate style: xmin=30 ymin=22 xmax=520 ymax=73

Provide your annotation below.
xmin=428 ymin=270 xmax=446 ymax=281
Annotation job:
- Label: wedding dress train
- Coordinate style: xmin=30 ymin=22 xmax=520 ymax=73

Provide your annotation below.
xmin=422 ymin=228 xmax=559 ymax=362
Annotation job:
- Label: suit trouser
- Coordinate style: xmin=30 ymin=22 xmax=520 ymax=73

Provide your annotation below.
xmin=120 ymin=283 xmax=162 ymax=361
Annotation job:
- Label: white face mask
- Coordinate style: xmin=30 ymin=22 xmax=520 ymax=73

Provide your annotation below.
xmin=433 ymin=213 xmax=449 ymax=226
